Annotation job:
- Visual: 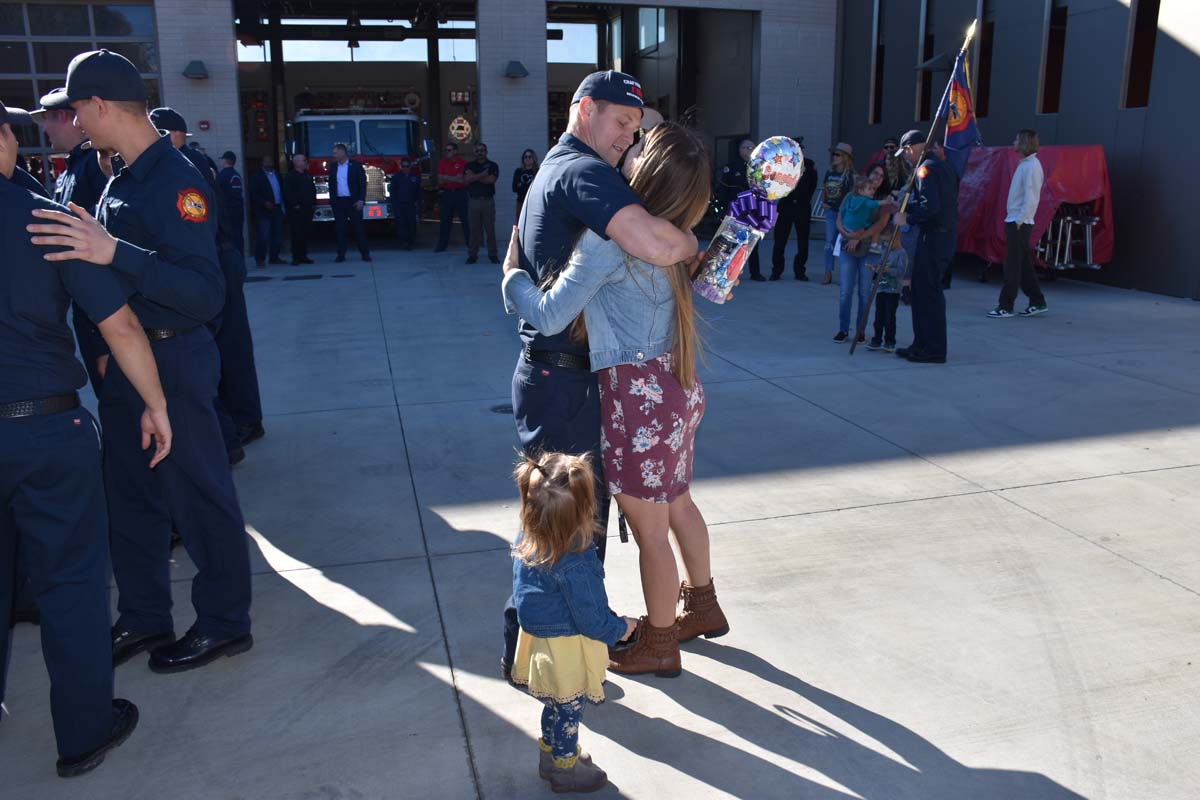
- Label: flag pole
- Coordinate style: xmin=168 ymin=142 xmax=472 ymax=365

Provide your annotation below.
xmin=850 ymin=19 xmax=978 ymax=355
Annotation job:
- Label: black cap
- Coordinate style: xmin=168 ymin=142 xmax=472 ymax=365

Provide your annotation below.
xmin=571 ymin=70 xmax=644 ymax=110
xmin=221 ymin=150 xmax=236 ymax=162
xmin=65 ymin=49 xmax=147 ymax=103
xmin=37 ymin=87 xmax=72 ymax=112
xmin=150 ymin=107 xmax=189 ymax=135
xmin=895 ymin=129 xmax=924 ymax=156
xmin=0 ymin=102 xmax=34 ymax=128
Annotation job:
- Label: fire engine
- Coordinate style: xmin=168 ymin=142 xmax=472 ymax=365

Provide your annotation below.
xmin=288 ymin=107 xmax=432 ymax=222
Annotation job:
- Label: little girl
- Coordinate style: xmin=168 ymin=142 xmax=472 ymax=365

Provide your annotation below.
xmin=510 ymin=452 xmax=637 ymax=794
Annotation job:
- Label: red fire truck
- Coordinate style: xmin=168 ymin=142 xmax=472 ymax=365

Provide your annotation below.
xmin=289 ymin=107 xmax=432 ymax=223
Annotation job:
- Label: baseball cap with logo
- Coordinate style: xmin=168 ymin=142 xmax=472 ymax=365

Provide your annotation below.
xmin=0 ymin=101 xmax=34 ymax=129
xmin=150 ymin=107 xmax=190 ymax=135
xmin=65 ymin=49 xmax=148 ymax=103
xmin=571 ymin=70 xmax=645 ymax=112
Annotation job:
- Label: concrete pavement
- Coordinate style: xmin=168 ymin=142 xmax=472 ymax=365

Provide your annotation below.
xmin=3 ymin=237 xmax=1199 ymax=799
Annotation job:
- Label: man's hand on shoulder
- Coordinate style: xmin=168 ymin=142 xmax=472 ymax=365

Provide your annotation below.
xmin=28 ymin=202 xmax=118 ymax=266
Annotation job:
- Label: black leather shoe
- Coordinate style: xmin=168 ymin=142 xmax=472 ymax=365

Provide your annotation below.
xmin=334 ymin=255 xmax=346 ymax=263
xmin=112 ymin=627 xmax=174 ymax=666
xmin=170 ymin=529 xmax=183 ymax=550
xmin=768 ymin=274 xmax=781 ymax=281
xmin=237 ymin=422 xmax=266 ymax=446
xmin=895 ymin=347 xmax=912 ymax=359
xmin=906 ymin=351 xmax=947 ymax=364
xmin=361 ymin=254 xmax=372 ymax=262
xmin=300 ymin=257 xmax=315 ymax=264
xmin=148 ymin=628 xmax=253 ymax=674
xmin=228 ymin=445 xmax=245 ymax=467
xmin=465 ymin=256 xmax=478 ymax=264
xmin=749 ymin=274 xmax=766 ymax=282
xmin=290 ymin=259 xmax=303 ymax=266
xmin=56 ymin=699 xmax=138 ymax=778
xmin=795 ymin=273 xmax=809 ymax=281
xmin=489 ymin=255 xmax=500 ymax=264
xmin=13 ymin=601 xmax=40 ymax=625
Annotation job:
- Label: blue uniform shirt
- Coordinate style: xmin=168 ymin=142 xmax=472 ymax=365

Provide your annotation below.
xmin=388 ymin=170 xmax=421 ymax=204
xmin=0 ymin=175 xmax=127 ymax=403
xmin=13 ymin=165 xmax=49 ymax=198
xmin=96 ymin=133 xmax=224 ymax=330
xmin=217 ymin=166 xmax=244 ymax=214
xmin=55 ymin=142 xmax=108 ymax=214
xmin=906 ymin=154 xmax=959 ymax=233
xmin=516 ymin=133 xmax=640 ymax=357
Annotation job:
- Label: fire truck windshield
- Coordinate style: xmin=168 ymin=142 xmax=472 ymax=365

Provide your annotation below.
xmin=359 ymin=120 xmax=416 ymax=157
xmin=297 ymin=120 xmax=356 ymax=158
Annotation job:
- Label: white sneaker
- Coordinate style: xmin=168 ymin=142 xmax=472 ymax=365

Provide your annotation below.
xmin=1020 ymin=304 xmax=1049 ymax=317
xmin=987 ymin=307 xmax=1014 ymax=318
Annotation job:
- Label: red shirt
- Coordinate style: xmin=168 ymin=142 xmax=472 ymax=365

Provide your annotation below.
xmin=437 ymin=156 xmax=467 ymax=190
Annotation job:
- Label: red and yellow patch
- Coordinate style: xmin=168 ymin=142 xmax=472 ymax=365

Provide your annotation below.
xmin=916 ymin=165 xmax=930 ymax=180
xmin=176 ymin=188 xmax=208 ymax=223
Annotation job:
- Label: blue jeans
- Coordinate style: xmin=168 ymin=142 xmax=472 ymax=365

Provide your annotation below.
xmin=822 ymin=208 xmax=839 ymax=276
xmin=838 ymin=250 xmax=871 ymax=334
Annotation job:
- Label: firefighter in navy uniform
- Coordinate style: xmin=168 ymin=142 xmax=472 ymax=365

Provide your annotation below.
xmin=770 ymin=140 xmax=817 ymax=281
xmin=2 ymin=99 xmax=173 ymax=777
xmin=29 ymin=50 xmax=254 ymax=673
xmin=151 ymin=106 xmax=265 ymax=458
xmin=894 ymin=129 xmax=958 ymax=364
xmin=217 ymin=150 xmax=245 ymax=255
xmin=718 ymin=138 xmax=763 ymax=281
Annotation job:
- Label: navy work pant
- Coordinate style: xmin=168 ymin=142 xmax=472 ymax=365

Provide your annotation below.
xmin=909 ymin=230 xmax=951 ymax=357
xmin=332 ymin=197 xmax=370 ymax=258
xmin=254 ymin=206 xmax=283 ymax=264
xmin=503 ymin=353 xmax=610 ymax=664
xmin=772 ymin=209 xmax=811 ymax=278
xmin=436 ymin=189 xmax=469 ymax=250
xmin=101 ymin=328 xmax=252 ymax=639
xmin=214 ymin=245 xmax=263 ymax=430
xmin=0 ymin=409 xmax=115 ymax=758
xmin=392 ymin=200 xmax=417 ymax=247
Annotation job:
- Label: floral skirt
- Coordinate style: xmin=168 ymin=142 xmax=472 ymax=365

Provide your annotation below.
xmin=598 ymin=354 xmax=705 ymax=504
xmin=510 ymin=629 xmax=609 ymax=704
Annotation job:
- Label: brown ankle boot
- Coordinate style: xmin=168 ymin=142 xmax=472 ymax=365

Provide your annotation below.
xmin=608 ymin=618 xmax=681 ymax=678
xmin=676 ymin=579 xmax=730 ymax=643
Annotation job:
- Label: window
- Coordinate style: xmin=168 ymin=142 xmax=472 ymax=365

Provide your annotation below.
xmin=868 ymin=0 xmax=886 ymax=124
xmin=916 ymin=0 xmax=935 ymax=121
xmin=297 ymin=119 xmax=357 ymax=158
xmin=360 ymin=119 xmax=418 ymax=157
xmin=1122 ymin=0 xmax=1159 ymax=108
xmin=638 ymin=8 xmax=665 ymax=53
xmin=94 ymin=5 xmax=156 ymax=37
xmin=609 ymin=15 xmax=621 ymax=71
xmin=548 ymin=23 xmax=598 ymax=66
xmin=1039 ymin=3 xmax=1068 ymax=114
xmin=0 ymin=4 xmax=24 ymax=34
xmin=27 ymin=4 xmax=89 ymax=36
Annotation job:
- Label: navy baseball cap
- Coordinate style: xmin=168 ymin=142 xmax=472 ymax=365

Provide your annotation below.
xmin=65 ymin=49 xmax=147 ymax=103
xmin=895 ymin=129 xmax=924 ymax=156
xmin=36 ymin=87 xmax=72 ymax=112
xmin=220 ymin=150 xmax=236 ymax=161
xmin=0 ymin=102 xmax=34 ymax=128
xmin=150 ymin=107 xmax=190 ymax=135
xmin=571 ymin=70 xmax=644 ymax=111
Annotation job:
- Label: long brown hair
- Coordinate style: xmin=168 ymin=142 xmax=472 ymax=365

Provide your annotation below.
xmin=512 ymin=452 xmax=597 ymax=567
xmin=625 ymin=122 xmax=711 ymax=389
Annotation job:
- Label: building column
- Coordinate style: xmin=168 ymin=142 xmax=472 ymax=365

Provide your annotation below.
xmin=475 ymin=0 xmax=548 ymax=230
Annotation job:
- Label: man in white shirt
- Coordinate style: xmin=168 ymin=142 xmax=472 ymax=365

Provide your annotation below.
xmin=330 ymin=142 xmax=370 ymax=262
xmin=989 ymin=128 xmax=1048 ymax=318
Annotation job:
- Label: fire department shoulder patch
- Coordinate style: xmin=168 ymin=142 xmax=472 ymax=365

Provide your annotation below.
xmin=916 ymin=165 xmax=930 ymax=180
xmin=176 ymin=189 xmax=208 ymax=222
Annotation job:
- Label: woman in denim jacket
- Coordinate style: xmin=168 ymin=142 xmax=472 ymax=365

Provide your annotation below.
xmin=510 ymin=452 xmax=636 ymax=793
xmin=501 ymin=123 xmax=730 ymax=681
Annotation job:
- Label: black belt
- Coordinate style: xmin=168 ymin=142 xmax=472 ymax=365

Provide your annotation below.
xmin=145 ymin=327 xmax=192 ymax=341
xmin=523 ymin=347 xmax=591 ymax=372
xmin=0 ymin=393 xmax=79 ymax=420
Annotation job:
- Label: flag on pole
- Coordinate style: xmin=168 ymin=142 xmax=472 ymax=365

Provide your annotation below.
xmin=937 ymin=50 xmax=982 ymax=177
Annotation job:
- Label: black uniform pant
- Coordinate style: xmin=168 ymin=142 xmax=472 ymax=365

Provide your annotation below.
xmin=332 ymin=197 xmax=370 ymax=258
xmin=215 ymin=245 xmax=263 ymax=430
xmin=229 ymin=205 xmax=245 ymax=256
xmin=772 ymin=210 xmax=811 ymax=278
xmin=392 ymin=200 xmax=417 ymax=247
xmin=999 ymin=221 xmax=1045 ymax=312
xmin=288 ymin=205 xmax=312 ymax=261
xmin=503 ymin=353 xmax=610 ymax=664
xmin=102 ymin=328 xmax=251 ymax=640
xmin=1 ymin=408 xmax=115 ymax=758
xmin=436 ymin=189 xmax=470 ymax=250
xmin=873 ymin=292 xmax=900 ymax=344
xmin=909 ymin=231 xmax=951 ymax=357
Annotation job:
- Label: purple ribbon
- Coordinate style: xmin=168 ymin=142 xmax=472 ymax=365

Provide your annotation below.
xmin=729 ymin=189 xmax=777 ymax=232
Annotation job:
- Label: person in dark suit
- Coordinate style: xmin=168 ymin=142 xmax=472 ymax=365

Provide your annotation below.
xmin=771 ymin=137 xmax=818 ymax=281
xmin=388 ymin=156 xmax=421 ymax=249
xmin=249 ymin=156 xmax=284 ymax=266
xmin=284 ymin=153 xmax=316 ymax=264
xmin=329 ymin=142 xmax=370 ymax=262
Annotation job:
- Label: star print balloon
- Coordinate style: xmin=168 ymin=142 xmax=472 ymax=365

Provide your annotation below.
xmin=746 ymin=136 xmax=804 ymax=202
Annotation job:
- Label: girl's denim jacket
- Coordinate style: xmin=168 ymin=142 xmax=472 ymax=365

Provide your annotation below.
xmin=512 ymin=540 xmax=627 ymax=646
xmin=502 ymin=230 xmax=675 ymax=371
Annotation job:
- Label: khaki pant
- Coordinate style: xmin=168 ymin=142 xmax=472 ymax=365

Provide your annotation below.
xmin=468 ymin=195 xmax=497 ymax=259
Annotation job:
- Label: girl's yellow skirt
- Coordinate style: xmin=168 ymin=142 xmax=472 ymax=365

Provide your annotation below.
xmin=510 ymin=628 xmax=609 ymax=704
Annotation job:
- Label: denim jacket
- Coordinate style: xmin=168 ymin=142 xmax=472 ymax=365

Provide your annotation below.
xmin=502 ymin=230 xmax=674 ymax=370
xmin=512 ymin=540 xmax=627 ymax=646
